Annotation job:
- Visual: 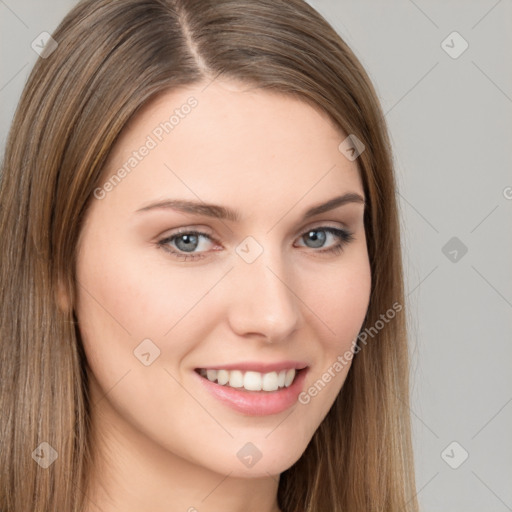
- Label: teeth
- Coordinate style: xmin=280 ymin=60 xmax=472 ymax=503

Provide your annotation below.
xmin=200 ymin=368 xmax=297 ymax=391
xmin=244 ymin=371 xmax=262 ymax=391
xmin=229 ymin=370 xmax=244 ymax=388
xmin=284 ymin=369 xmax=295 ymax=387
xmin=217 ymin=369 xmax=229 ymax=385
xmin=262 ymin=371 xmax=279 ymax=391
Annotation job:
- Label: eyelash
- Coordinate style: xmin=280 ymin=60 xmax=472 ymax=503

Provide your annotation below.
xmin=157 ymin=226 xmax=355 ymax=262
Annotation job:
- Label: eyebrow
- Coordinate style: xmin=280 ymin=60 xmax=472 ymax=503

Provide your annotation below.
xmin=135 ymin=192 xmax=365 ymax=222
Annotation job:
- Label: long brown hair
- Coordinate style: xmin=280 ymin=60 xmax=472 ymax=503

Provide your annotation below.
xmin=0 ymin=1 xmax=418 ymax=510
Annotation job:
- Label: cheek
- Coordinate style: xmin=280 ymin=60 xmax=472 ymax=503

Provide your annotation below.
xmin=75 ymin=236 xmax=205 ymax=341
xmin=308 ymin=254 xmax=372 ymax=351
xmin=293 ymin=253 xmax=371 ymax=415
xmin=74 ymin=235 xmax=231 ymax=394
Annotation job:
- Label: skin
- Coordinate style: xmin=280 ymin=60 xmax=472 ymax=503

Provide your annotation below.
xmin=72 ymin=79 xmax=372 ymax=512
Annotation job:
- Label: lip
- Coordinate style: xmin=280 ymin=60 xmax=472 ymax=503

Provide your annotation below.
xmin=196 ymin=360 xmax=308 ymax=373
xmin=194 ymin=366 xmax=309 ymax=416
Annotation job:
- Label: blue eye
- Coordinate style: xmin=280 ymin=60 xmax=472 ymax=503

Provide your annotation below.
xmin=170 ymin=232 xmax=203 ymax=252
xmin=157 ymin=226 xmax=354 ymax=262
xmin=157 ymin=230 xmax=215 ymax=261
xmin=297 ymin=227 xmax=354 ymax=252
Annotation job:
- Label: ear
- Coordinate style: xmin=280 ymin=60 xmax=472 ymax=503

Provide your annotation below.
xmin=56 ymin=276 xmax=72 ymax=314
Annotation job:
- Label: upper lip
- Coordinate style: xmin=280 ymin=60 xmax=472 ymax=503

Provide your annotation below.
xmin=195 ymin=361 xmax=308 ymax=373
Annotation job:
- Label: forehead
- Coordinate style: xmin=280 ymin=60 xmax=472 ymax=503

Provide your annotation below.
xmin=99 ymin=80 xmax=363 ymax=216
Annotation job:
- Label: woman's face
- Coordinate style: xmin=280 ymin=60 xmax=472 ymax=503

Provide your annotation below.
xmin=74 ymin=79 xmax=371 ymax=478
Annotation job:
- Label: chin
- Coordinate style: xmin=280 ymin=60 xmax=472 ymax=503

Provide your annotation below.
xmin=201 ymin=432 xmax=311 ymax=479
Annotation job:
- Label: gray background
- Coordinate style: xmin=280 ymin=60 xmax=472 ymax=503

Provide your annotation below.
xmin=1 ymin=1 xmax=511 ymax=510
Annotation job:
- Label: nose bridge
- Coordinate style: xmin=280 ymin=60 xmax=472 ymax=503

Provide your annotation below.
xmin=228 ymin=238 xmax=301 ymax=341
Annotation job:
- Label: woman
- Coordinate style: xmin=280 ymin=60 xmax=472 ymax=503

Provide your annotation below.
xmin=0 ymin=0 xmax=418 ymax=511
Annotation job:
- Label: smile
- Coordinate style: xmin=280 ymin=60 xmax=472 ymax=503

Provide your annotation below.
xmin=197 ymin=368 xmax=297 ymax=392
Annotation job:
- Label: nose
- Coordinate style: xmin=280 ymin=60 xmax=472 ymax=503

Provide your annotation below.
xmin=226 ymin=245 xmax=303 ymax=344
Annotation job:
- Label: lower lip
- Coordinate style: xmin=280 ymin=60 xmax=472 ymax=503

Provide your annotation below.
xmin=194 ymin=368 xmax=308 ymax=416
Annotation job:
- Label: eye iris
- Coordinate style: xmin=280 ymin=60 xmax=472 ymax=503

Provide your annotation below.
xmin=305 ymin=230 xmax=326 ymax=248
xmin=175 ymin=234 xmax=199 ymax=252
